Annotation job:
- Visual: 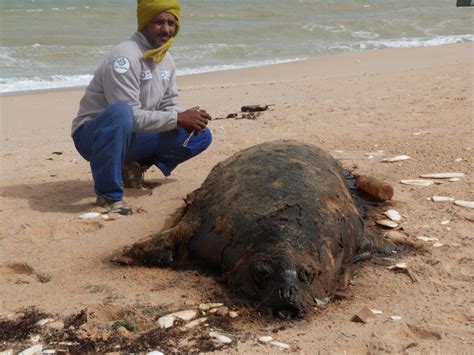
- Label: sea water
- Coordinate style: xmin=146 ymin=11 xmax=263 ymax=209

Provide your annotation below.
xmin=0 ymin=0 xmax=472 ymax=94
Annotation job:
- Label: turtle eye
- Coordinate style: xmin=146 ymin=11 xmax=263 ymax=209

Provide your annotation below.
xmin=251 ymin=261 xmax=273 ymax=284
xmin=298 ymin=267 xmax=314 ymax=285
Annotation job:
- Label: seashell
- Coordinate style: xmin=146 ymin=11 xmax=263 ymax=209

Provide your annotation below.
xmin=440 ymin=220 xmax=450 ymax=225
xmin=382 ymin=155 xmax=411 ymax=163
xmin=258 ymin=336 xmax=273 ymax=343
xmin=79 ymin=212 xmax=101 ymax=220
xmin=417 ymin=235 xmax=439 ymax=242
xmin=400 ymin=179 xmax=433 ymax=187
xmin=184 ymin=317 xmax=207 ymax=329
xmin=431 ymin=196 xmax=455 ymax=202
xmin=387 ymin=262 xmax=407 ymax=270
xmin=420 ymin=172 xmax=465 ymax=179
xmin=198 ymin=303 xmax=224 ymax=311
xmin=384 ymin=209 xmax=401 ymax=222
xmin=376 ymin=219 xmax=399 ymax=228
xmin=391 ymin=315 xmax=402 ymax=321
xmin=454 ymin=200 xmax=474 ymax=209
xmin=433 ymin=242 xmax=444 ymax=248
xmin=209 ymin=331 xmax=232 ymax=344
xmin=371 ymin=309 xmax=383 ymax=315
xmin=170 ymin=310 xmax=198 ymax=321
xmin=158 ymin=315 xmax=175 ymax=329
xmin=270 ymin=341 xmax=290 ymax=350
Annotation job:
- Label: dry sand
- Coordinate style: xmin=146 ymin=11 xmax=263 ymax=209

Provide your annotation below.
xmin=0 ymin=42 xmax=473 ymax=353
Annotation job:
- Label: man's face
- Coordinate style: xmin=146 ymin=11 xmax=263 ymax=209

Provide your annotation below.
xmin=142 ymin=12 xmax=177 ymax=48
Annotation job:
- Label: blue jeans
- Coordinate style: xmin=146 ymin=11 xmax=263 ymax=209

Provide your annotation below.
xmin=73 ymin=102 xmax=212 ymax=201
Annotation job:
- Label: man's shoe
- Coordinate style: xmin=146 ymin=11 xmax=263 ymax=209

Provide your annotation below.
xmin=122 ymin=161 xmax=149 ymax=189
xmin=96 ymin=195 xmax=132 ymax=215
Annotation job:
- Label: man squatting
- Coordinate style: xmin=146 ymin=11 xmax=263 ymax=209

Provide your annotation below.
xmin=71 ymin=0 xmax=212 ymax=215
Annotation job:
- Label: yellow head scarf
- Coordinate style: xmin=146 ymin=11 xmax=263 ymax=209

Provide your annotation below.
xmin=137 ymin=0 xmax=181 ymax=63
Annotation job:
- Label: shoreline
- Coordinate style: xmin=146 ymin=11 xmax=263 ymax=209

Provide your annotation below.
xmin=0 ymin=41 xmax=473 ymax=353
xmin=0 ymin=41 xmax=472 ymax=97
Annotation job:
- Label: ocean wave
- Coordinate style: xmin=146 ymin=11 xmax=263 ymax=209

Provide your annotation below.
xmin=360 ymin=34 xmax=474 ymax=49
xmin=0 ymin=74 xmax=93 ymax=94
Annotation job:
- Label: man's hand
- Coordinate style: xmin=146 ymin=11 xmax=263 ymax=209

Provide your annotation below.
xmin=177 ymin=106 xmax=211 ymax=133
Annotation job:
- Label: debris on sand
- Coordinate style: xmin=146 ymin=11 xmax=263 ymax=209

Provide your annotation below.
xmin=400 ymin=179 xmax=434 ymax=187
xmin=420 ymin=172 xmax=465 ymax=179
xmin=241 ymin=104 xmax=270 ymax=112
xmin=384 ymin=209 xmax=402 ymax=222
xmin=351 ymin=306 xmax=377 ymax=324
xmin=417 ymin=235 xmax=439 ymax=242
xmin=382 ymin=155 xmax=411 ymax=163
xmin=356 ymin=175 xmax=394 ymax=201
xmin=431 ymin=196 xmax=455 ymax=202
xmin=209 ymin=331 xmax=232 ymax=344
xmin=270 ymin=341 xmax=291 ymax=350
xmin=454 ymin=200 xmax=474 ymax=209
xmin=376 ymin=219 xmax=399 ymax=229
xmin=258 ymin=336 xmax=273 ymax=343
xmin=79 ymin=212 xmax=101 ymax=220
xmin=387 ymin=263 xmax=417 ymax=283
xmin=390 ymin=315 xmax=402 ymax=321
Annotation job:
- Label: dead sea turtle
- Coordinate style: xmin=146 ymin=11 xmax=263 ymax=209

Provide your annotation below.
xmin=119 ymin=140 xmax=388 ymax=318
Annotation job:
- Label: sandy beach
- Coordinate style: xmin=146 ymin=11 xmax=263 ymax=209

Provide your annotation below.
xmin=0 ymin=42 xmax=473 ymax=353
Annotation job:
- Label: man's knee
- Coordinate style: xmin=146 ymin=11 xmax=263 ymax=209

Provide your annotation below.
xmin=105 ymin=102 xmax=134 ymax=131
xmin=200 ymin=127 xmax=213 ymax=150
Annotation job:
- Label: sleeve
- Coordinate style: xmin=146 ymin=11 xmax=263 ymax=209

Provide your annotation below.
xmin=102 ymin=55 xmax=178 ymax=133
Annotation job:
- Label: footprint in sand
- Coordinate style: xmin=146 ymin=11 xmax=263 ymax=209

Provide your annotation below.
xmin=0 ymin=262 xmax=51 ymax=284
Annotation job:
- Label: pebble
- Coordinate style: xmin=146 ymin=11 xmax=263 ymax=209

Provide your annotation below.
xmin=184 ymin=317 xmax=208 ymax=329
xmin=48 ymin=321 xmax=64 ymax=330
xmin=199 ymin=303 xmax=223 ymax=311
xmin=79 ymin=212 xmax=101 ymax=220
xmin=270 ymin=341 xmax=291 ymax=350
xmin=18 ymin=345 xmax=43 ymax=355
xmin=454 ymin=200 xmax=474 ymax=209
xmin=431 ymin=196 xmax=455 ymax=202
xmin=171 ymin=309 xmax=198 ymax=321
xmin=258 ymin=336 xmax=273 ymax=343
xmin=215 ymin=306 xmax=229 ymax=317
xmin=384 ymin=209 xmax=401 ymax=222
xmin=209 ymin=331 xmax=232 ymax=344
xmin=229 ymin=311 xmax=239 ymax=318
xmin=158 ymin=315 xmax=175 ymax=329
xmin=115 ymin=326 xmax=129 ymax=337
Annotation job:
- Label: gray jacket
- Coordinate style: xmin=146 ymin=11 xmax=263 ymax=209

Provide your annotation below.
xmin=71 ymin=32 xmax=180 ymax=136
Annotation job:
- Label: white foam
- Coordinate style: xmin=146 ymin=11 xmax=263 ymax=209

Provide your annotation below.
xmin=362 ymin=34 xmax=474 ymax=49
xmin=0 ymin=74 xmax=93 ymax=94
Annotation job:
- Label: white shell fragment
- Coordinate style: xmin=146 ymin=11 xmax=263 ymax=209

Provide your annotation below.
xmin=270 ymin=341 xmax=291 ymax=350
xmin=413 ymin=130 xmax=430 ymax=136
xmin=420 ymin=172 xmax=465 ymax=179
xmin=431 ymin=196 xmax=455 ymax=202
xmin=184 ymin=317 xmax=208 ymax=329
xmin=371 ymin=309 xmax=384 ymax=315
xmin=387 ymin=262 xmax=407 ymax=270
xmin=448 ymin=177 xmax=461 ymax=182
xmin=376 ymin=219 xmax=399 ymax=228
xmin=433 ymin=242 xmax=444 ymax=248
xmin=198 ymin=303 xmax=223 ymax=311
xmin=382 ymin=155 xmax=411 ymax=163
xmin=79 ymin=212 xmax=101 ymax=220
xmin=391 ymin=315 xmax=402 ymax=321
xmin=440 ymin=220 xmax=450 ymax=225
xmin=258 ymin=336 xmax=273 ymax=343
xmin=417 ymin=235 xmax=439 ymax=242
xmin=454 ymin=200 xmax=474 ymax=209
xmin=147 ymin=351 xmax=165 ymax=355
xmin=400 ymin=179 xmax=433 ymax=187
xmin=384 ymin=209 xmax=402 ymax=222
xmin=18 ymin=345 xmax=43 ymax=355
xmin=158 ymin=315 xmax=175 ymax=329
xmin=209 ymin=331 xmax=232 ymax=344
xmin=315 ymin=297 xmax=330 ymax=306
xmin=229 ymin=311 xmax=239 ymax=318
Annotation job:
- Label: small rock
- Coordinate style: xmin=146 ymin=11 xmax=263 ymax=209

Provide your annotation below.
xmin=270 ymin=341 xmax=290 ymax=350
xmin=209 ymin=331 xmax=232 ymax=344
xmin=229 ymin=311 xmax=239 ymax=318
xmin=158 ymin=315 xmax=175 ymax=329
xmin=115 ymin=326 xmax=129 ymax=337
xmin=171 ymin=309 xmax=198 ymax=321
xmin=48 ymin=321 xmax=64 ymax=330
xmin=431 ymin=196 xmax=455 ymax=202
xmin=351 ymin=306 xmax=377 ymax=324
xmin=199 ymin=303 xmax=224 ymax=311
xmin=18 ymin=345 xmax=43 ymax=355
xmin=258 ymin=336 xmax=273 ymax=343
xmin=184 ymin=317 xmax=208 ymax=329
xmin=215 ymin=306 xmax=229 ymax=317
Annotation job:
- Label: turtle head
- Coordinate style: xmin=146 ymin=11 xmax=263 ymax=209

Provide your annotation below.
xmin=230 ymin=251 xmax=321 ymax=318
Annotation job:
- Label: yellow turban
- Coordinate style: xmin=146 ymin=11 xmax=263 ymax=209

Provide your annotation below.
xmin=137 ymin=0 xmax=181 ymax=63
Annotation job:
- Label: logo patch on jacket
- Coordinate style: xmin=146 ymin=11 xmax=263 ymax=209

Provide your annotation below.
xmin=140 ymin=70 xmax=152 ymax=81
xmin=113 ymin=57 xmax=130 ymax=74
xmin=160 ymin=70 xmax=171 ymax=80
